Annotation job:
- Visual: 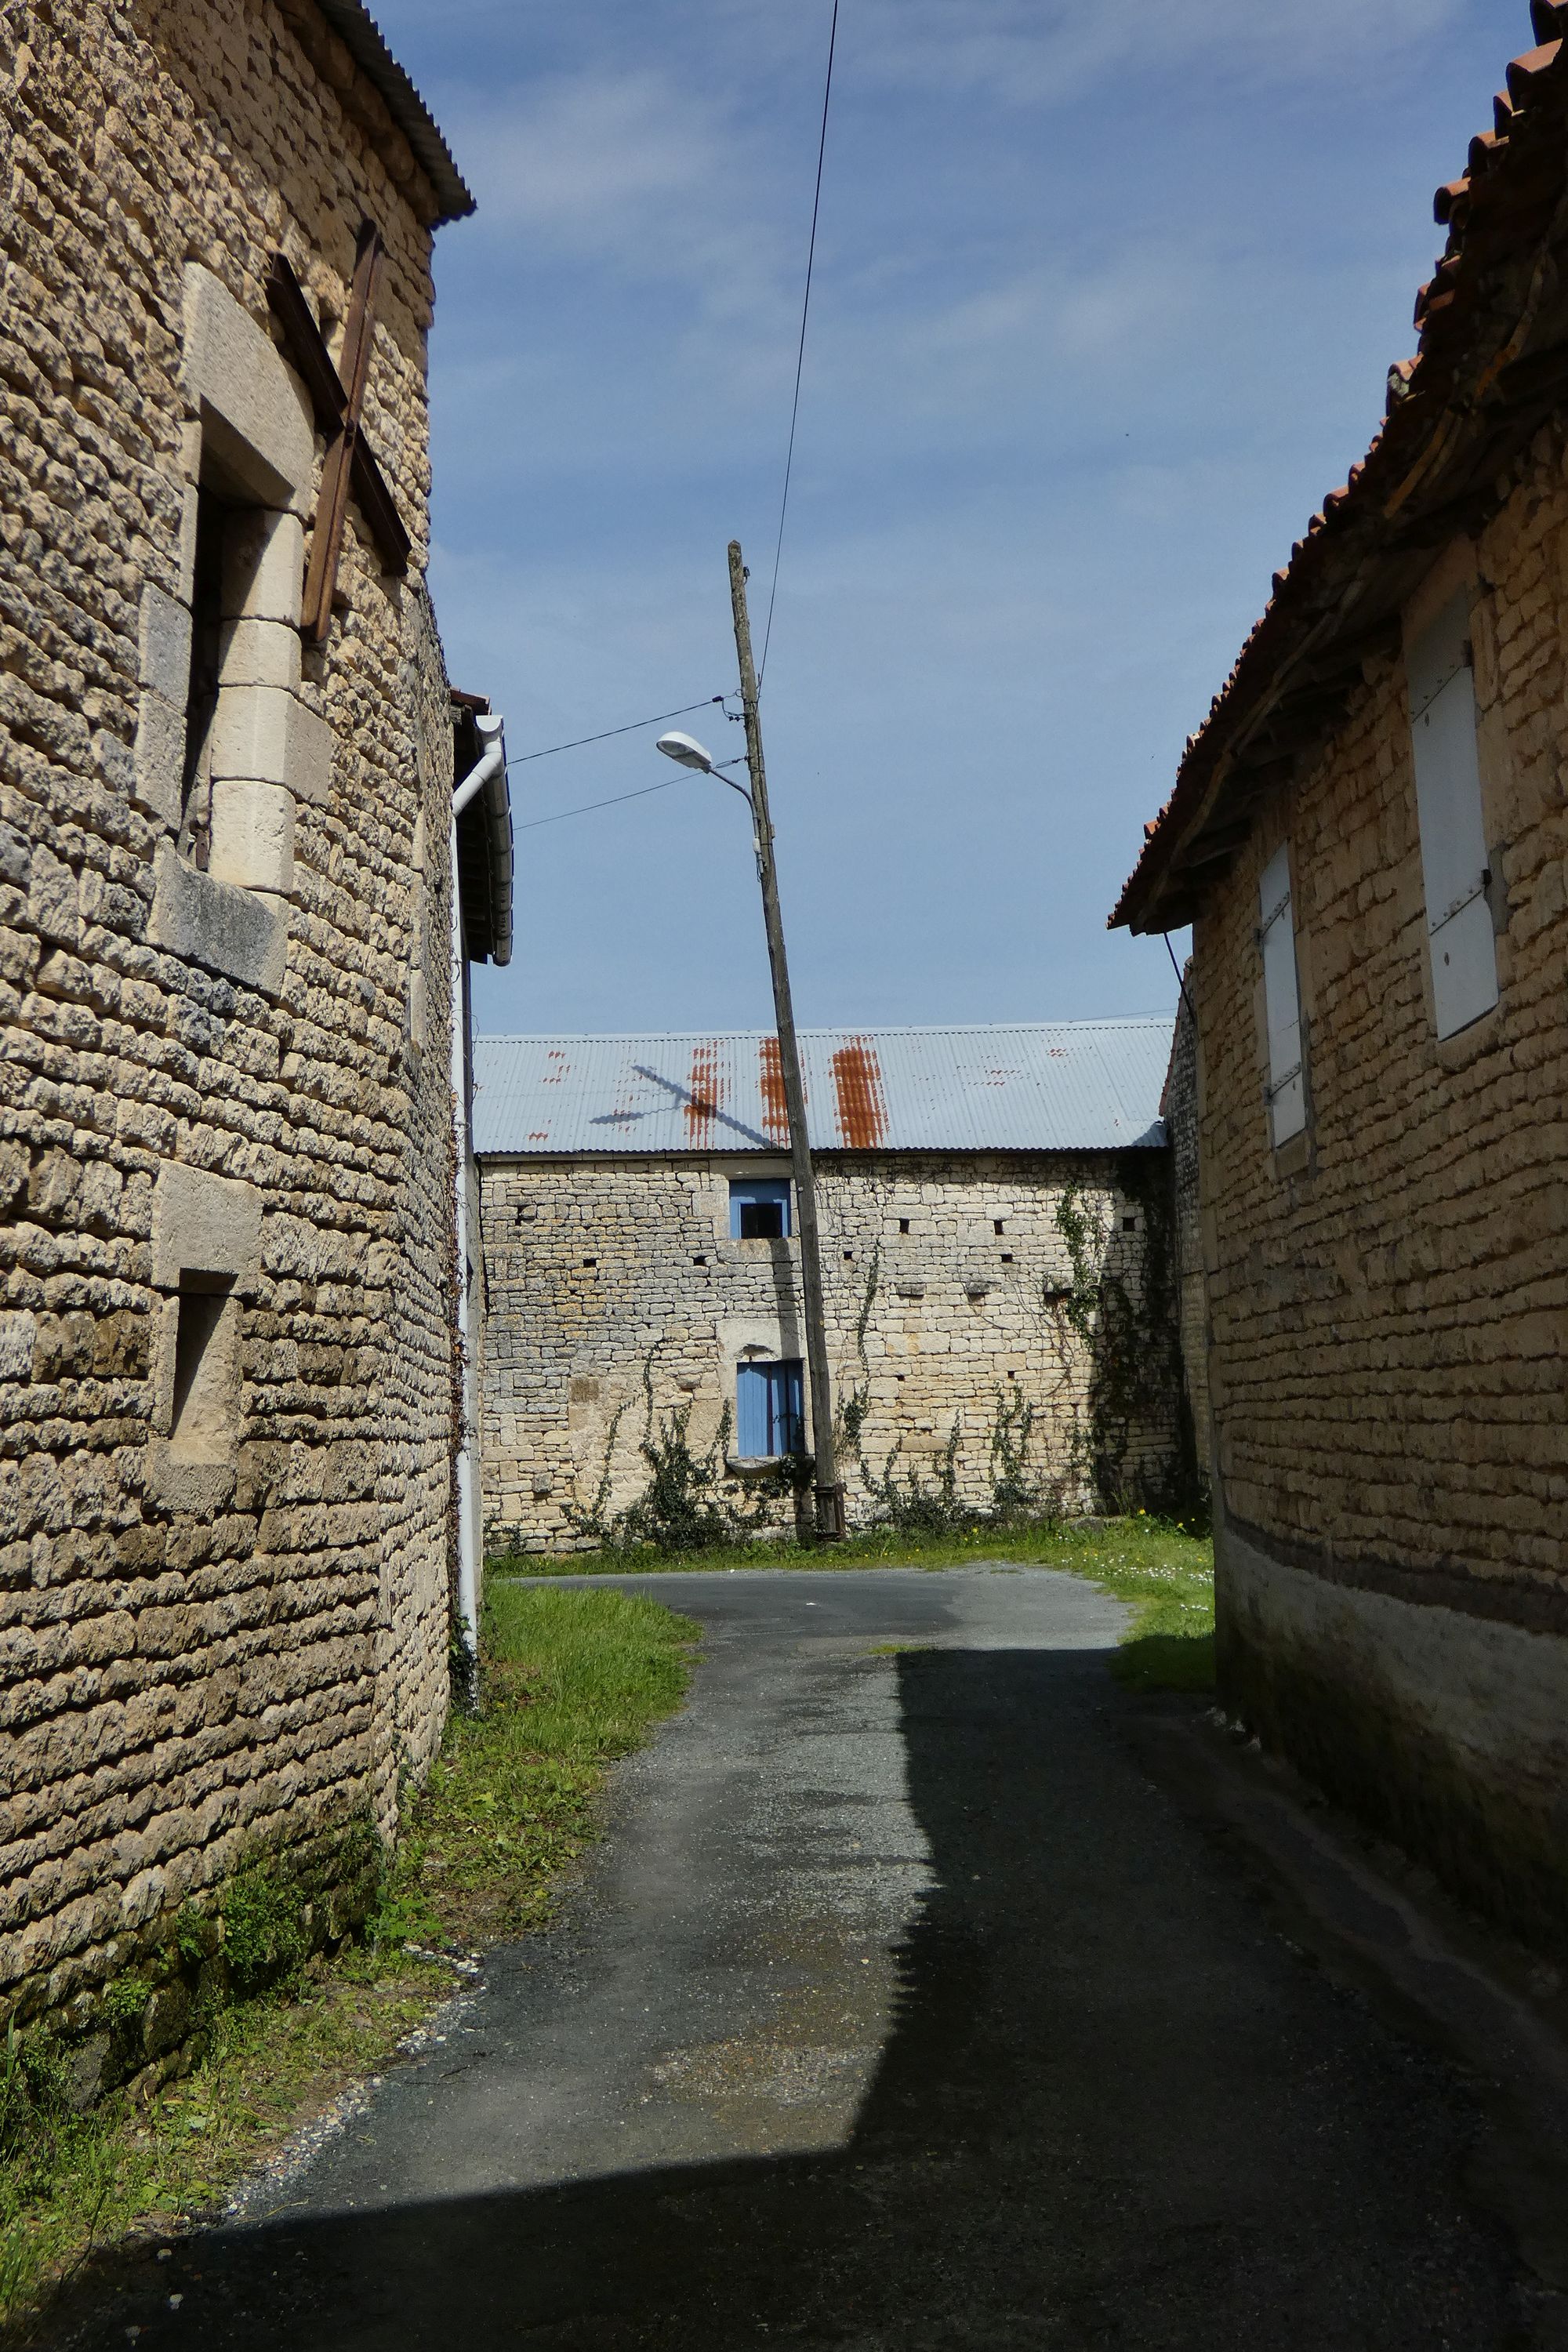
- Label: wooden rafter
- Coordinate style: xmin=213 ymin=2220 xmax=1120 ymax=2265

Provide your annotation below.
xmin=266 ymin=227 xmax=412 ymax=644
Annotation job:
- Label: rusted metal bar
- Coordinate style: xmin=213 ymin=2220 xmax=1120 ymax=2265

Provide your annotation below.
xmin=301 ymin=223 xmax=384 ymax=644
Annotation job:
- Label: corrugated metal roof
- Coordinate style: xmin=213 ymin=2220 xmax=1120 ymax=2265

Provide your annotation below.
xmin=472 ymin=1020 xmax=1174 ymax=1156
xmin=313 ymin=2 xmax=474 ymax=223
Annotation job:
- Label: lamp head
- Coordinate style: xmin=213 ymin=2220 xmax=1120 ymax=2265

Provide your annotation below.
xmin=655 ymin=730 xmax=716 ymax=774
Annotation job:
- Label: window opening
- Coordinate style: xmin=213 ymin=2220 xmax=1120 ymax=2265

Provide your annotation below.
xmin=1406 ymin=587 xmax=1498 ymax=1037
xmin=735 ymin=1358 xmax=804 ymax=1457
xmin=1000 ymin=1253 xmax=1014 ymax=1264
xmin=898 ymin=1218 xmax=910 ymax=1234
xmin=180 ymin=486 xmax=234 ymax=867
xmin=169 ymin=1276 xmax=235 ymax=1461
xmin=993 ymin=1219 xmax=1004 ymax=1235
xmin=1123 ymin=1215 xmax=1138 ymax=1232
xmin=729 ymin=1178 xmax=791 ymax=1239
xmin=1258 ymin=842 xmax=1307 ymax=1147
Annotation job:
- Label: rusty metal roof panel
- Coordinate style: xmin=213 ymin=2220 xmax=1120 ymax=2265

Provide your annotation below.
xmin=472 ymin=1020 xmax=1173 ymax=1156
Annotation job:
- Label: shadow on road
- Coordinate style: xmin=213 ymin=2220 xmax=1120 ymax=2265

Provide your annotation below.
xmin=54 ymin=1648 xmax=1523 ymax=2350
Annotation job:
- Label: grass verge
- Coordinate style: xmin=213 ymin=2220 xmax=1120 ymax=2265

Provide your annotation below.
xmin=0 ymin=1585 xmax=699 ymax=2336
xmin=492 ymin=1515 xmax=1214 ymax=1696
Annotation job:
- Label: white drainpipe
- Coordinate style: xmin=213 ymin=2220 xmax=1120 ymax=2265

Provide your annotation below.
xmin=450 ymin=713 xmax=505 ymax=1682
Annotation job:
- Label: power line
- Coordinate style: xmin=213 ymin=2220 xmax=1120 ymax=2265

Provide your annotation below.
xmin=514 ymin=757 xmax=748 ymax=836
xmin=505 ymin=696 xmax=728 ymax=768
xmin=514 ymin=777 xmax=687 ymax=832
xmin=757 ymin=0 xmax=840 ymax=688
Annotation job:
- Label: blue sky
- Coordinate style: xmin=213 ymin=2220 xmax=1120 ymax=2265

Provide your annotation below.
xmin=372 ymin=0 xmax=1513 ymax=1037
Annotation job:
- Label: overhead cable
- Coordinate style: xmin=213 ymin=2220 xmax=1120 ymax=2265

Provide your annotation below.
xmin=757 ymin=0 xmax=840 ymax=688
xmin=506 ymin=696 xmax=728 ymax=769
xmin=514 ymin=757 xmax=748 ymax=836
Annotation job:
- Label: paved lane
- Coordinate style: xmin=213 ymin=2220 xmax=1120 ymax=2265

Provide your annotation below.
xmin=71 ymin=1567 xmax=1527 ymax=2348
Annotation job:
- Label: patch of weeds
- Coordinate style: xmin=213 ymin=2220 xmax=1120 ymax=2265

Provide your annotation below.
xmin=0 ymin=1588 xmax=699 ymax=2336
xmin=220 ymin=1865 xmax=310 ymax=1999
xmin=375 ymin=1584 xmax=700 ymax=1951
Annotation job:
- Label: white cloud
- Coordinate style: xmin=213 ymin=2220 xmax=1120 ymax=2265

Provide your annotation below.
xmin=849 ymin=0 xmax=1473 ymax=106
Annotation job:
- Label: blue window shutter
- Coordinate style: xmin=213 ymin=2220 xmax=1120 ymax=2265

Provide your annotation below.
xmin=737 ymin=1363 xmax=768 ymax=1455
xmin=728 ymin=1178 xmax=792 ymax=1237
xmin=778 ymin=1360 xmax=804 ymax=1454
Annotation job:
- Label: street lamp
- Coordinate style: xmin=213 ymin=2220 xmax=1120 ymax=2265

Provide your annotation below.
xmin=655 ymin=560 xmax=844 ymax=1543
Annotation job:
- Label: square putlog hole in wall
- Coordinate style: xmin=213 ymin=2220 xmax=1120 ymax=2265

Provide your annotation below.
xmin=169 ymin=1275 xmax=239 ymax=1462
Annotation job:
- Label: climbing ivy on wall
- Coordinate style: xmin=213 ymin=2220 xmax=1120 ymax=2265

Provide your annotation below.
xmin=1051 ymin=1163 xmax=1196 ymax=1515
xmin=568 ymin=1352 xmax=808 ymax=1552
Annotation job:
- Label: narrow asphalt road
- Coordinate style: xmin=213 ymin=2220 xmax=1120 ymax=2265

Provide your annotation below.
xmin=65 ymin=1566 xmax=1535 ymax=2349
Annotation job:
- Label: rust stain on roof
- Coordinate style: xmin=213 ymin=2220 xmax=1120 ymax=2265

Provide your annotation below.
xmin=684 ymin=1040 xmax=724 ymax=1145
xmin=830 ymin=1036 xmax=887 ymax=1149
xmin=758 ymin=1035 xmax=789 ymax=1143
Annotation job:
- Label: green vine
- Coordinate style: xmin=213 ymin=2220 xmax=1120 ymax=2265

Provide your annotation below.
xmin=853 ymin=1241 xmax=881 ymax=1367
xmin=563 ymin=1397 xmax=629 ymax=1545
xmin=571 ymin=1351 xmax=810 ymax=1552
xmin=987 ymin=1385 xmax=1047 ymax=1520
xmin=1051 ymin=1165 xmax=1193 ymax=1514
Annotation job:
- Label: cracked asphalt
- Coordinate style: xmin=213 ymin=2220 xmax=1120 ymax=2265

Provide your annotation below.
xmin=59 ymin=1565 xmax=1542 ymax=2349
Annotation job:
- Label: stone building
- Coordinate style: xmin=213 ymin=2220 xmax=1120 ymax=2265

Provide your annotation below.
xmin=1113 ymin=4 xmax=1568 ymax=1950
xmin=474 ymin=1022 xmax=1186 ymax=1554
xmin=0 ymin=0 xmax=510 ymax=2077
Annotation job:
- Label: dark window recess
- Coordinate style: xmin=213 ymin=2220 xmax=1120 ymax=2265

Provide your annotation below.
xmin=730 ymin=1178 xmax=791 ymax=1239
xmin=181 ymin=487 xmax=234 ymax=867
xmin=582 ymin=1258 xmax=597 ymax=1269
xmin=993 ymin=1219 xmax=1005 ymax=1235
xmin=169 ymin=1275 xmax=234 ymax=1459
xmin=1123 ymin=1216 xmax=1138 ymax=1232
xmin=898 ymin=1218 xmax=910 ymax=1234
xmin=693 ymin=1254 xmax=707 ymax=1266
xmin=843 ymin=1250 xmax=855 ymax=1261
xmin=736 ymin=1358 xmax=804 ymax=1457
xmin=1000 ymin=1254 xmax=1014 ymax=1264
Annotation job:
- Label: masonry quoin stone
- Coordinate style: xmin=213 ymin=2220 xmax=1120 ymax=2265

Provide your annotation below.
xmin=474 ymin=1024 xmax=1192 ymax=1553
xmin=1116 ymin=3 xmax=1568 ymax=1954
xmin=0 ymin=0 xmax=511 ymax=2092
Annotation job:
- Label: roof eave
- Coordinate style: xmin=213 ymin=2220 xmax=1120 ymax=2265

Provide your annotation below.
xmin=311 ymin=0 xmax=475 ymax=226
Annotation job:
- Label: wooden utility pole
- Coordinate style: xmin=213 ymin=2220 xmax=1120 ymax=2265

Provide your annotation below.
xmin=728 ymin=539 xmax=843 ymax=1541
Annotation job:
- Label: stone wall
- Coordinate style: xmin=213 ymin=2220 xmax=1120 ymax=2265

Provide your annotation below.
xmin=1192 ymin=423 xmax=1568 ymax=1949
xmin=1160 ymin=977 xmax=1210 ymax=1489
xmin=0 ymin=0 xmax=463 ymax=2065
xmin=478 ymin=1149 xmax=1183 ymax=1553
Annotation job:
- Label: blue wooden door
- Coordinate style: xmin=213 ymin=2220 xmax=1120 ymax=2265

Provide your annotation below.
xmin=737 ymin=1359 xmax=804 ymax=1456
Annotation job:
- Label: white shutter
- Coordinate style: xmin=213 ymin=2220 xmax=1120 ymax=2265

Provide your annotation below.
xmin=1406 ymin=590 xmax=1497 ymax=1039
xmin=1258 ymin=842 xmax=1305 ymax=1146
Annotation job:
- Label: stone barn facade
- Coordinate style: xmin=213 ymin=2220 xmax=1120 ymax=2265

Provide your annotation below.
xmin=474 ymin=1022 xmax=1187 ymax=1555
xmin=0 ymin=0 xmax=507 ymax=2081
xmin=1113 ymin=5 xmax=1568 ymax=1952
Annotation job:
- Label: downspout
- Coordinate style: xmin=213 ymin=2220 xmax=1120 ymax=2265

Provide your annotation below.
xmin=450 ymin=713 xmax=505 ymax=1691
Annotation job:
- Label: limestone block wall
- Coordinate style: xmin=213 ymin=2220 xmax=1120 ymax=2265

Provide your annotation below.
xmin=1192 ymin=423 xmax=1568 ymax=1946
xmin=0 ymin=0 xmax=462 ymax=2046
xmin=478 ymin=1149 xmax=1182 ymax=1553
xmin=1160 ymin=984 xmax=1210 ymax=1486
